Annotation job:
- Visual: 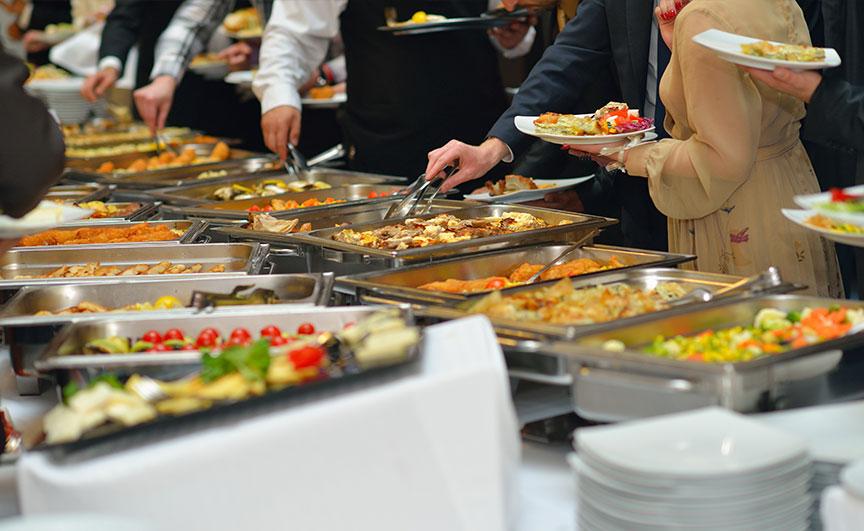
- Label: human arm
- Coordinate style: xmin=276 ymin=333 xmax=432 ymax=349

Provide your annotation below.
xmin=800 ymin=75 xmax=864 ymax=153
xmin=623 ymin=7 xmax=762 ymax=219
xmin=81 ymin=0 xmax=144 ymax=101
xmin=0 ymin=44 xmax=65 ymax=218
xmin=426 ymin=0 xmax=612 ymax=190
xmin=252 ymin=0 xmax=346 ymax=160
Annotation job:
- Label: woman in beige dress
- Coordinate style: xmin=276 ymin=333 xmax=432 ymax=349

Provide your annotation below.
xmin=574 ymin=0 xmax=842 ymax=297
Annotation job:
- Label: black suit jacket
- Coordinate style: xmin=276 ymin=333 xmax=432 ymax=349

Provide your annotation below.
xmin=487 ymin=0 xmax=667 ymax=250
xmin=0 ymin=44 xmax=65 ymax=218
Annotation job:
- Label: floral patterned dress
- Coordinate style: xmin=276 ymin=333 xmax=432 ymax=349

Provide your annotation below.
xmin=625 ymin=0 xmax=842 ymax=297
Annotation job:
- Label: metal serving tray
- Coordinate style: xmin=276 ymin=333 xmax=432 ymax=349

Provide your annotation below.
xmin=32 ymin=306 xmax=418 ymax=459
xmin=336 ymin=244 xmax=696 ymax=303
xmin=68 ymin=202 xmax=163 ymax=223
xmin=63 ymin=144 xmax=274 ymax=187
xmin=289 ymin=204 xmax=616 ymax=274
xmin=44 ymin=184 xmax=111 ymax=204
xmin=63 ymin=125 xmax=195 ymax=149
xmin=98 ymin=159 xmax=285 ymax=189
xmin=147 ymin=168 xmax=409 ymax=205
xmin=0 ymin=242 xmax=269 ymax=303
xmin=1 ymin=273 xmax=334 ymax=394
xmin=545 ymin=295 xmax=864 ymax=421
xmin=161 ymin=184 xmax=410 ymax=221
xmin=11 ymin=220 xmax=207 ymax=250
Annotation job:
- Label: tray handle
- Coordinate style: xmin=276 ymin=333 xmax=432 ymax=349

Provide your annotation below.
xmin=574 ymin=365 xmax=695 ymax=392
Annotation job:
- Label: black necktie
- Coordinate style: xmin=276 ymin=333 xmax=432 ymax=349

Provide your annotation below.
xmin=655 ymin=35 xmax=671 ymax=139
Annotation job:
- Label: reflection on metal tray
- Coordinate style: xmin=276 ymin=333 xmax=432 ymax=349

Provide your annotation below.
xmin=0 ymin=273 xmax=334 ymax=394
xmin=289 ymin=204 xmax=616 ymax=273
xmin=161 ymin=184 xmax=410 ymax=220
xmin=33 ymin=306 xmax=418 ymax=460
xmin=43 ymin=184 xmax=112 ymax=204
xmin=337 ymin=244 xmax=696 ymax=303
xmin=11 ymin=220 xmax=207 ymax=250
xmin=148 ymin=168 xmax=409 ymax=206
xmin=63 ymin=144 xmax=275 ymax=188
xmin=544 ymin=295 xmax=864 ymax=421
xmin=0 ymin=242 xmax=269 ymax=302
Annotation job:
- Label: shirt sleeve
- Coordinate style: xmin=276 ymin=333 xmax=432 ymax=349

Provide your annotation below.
xmin=150 ymin=0 xmax=235 ymax=83
xmin=801 ymin=75 xmax=864 ymax=154
xmin=252 ymin=0 xmax=347 ymax=114
xmin=98 ymin=0 xmax=145 ymax=70
xmin=625 ymin=7 xmax=762 ymax=220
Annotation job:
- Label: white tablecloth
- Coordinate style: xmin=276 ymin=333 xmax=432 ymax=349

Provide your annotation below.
xmin=16 ymin=316 xmax=520 ymax=531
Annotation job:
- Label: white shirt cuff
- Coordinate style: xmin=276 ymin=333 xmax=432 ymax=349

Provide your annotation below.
xmin=495 ymin=26 xmax=536 ymax=59
xmin=501 ymin=143 xmax=515 ymax=163
xmin=258 ymin=84 xmax=303 ymax=115
xmin=98 ymin=56 xmax=123 ymax=74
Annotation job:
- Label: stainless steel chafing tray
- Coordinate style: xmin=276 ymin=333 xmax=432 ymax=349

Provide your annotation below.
xmin=147 ymin=168 xmax=410 ymax=205
xmin=0 ymin=242 xmax=269 ymax=302
xmin=63 ymin=125 xmax=196 ymax=149
xmin=63 ymin=144 xmax=275 ymax=187
xmin=1 ymin=273 xmax=334 ymax=394
xmin=11 ymin=220 xmax=207 ymax=250
xmin=68 ymin=202 xmax=162 ymax=223
xmin=32 ymin=306 xmax=418 ymax=459
xmin=288 ymin=204 xmax=616 ymax=274
xmin=543 ymin=294 xmax=864 ymax=421
xmin=44 ymin=184 xmax=111 ymax=204
xmin=336 ymin=244 xmax=696 ymax=303
xmin=94 ymin=159 xmax=284 ymax=189
xmin=160 ymin=184 xmax=411 ymax=220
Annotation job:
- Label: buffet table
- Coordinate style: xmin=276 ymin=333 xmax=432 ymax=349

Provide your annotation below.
xmin=7 ymin=316 xmax=520 ymax=531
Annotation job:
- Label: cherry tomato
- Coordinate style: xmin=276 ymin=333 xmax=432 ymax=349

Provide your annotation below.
xmin=227 ymin=336 xmax=252 ymax=347
xmin=141 ymin=330 xmax=162 ymax=344
xmin=248 ymin=205 xmax=261 ymax=212
xmin=297 ymin=322 xmax=315 ymax=335
xmin=485 ymin=278 xmax=506 ymax=290
xmin=263 ymin=205 xmax=274 ymax=212
xmin=269 ymin=335 xmax=290 ymax=347
xmin=147 ymin=343 xmax=171 ymax=353
xmin=164 ymin=328 xmax=184 ymax=341
xmin=289 ymin=345 xmax=325 ymax=369
xmin=260 ymin=325 xmax=282 ymax=338
xmin=367 ymin=191 xmax=378 ymax=199
xmin=343 ymin=322 xmax=356 ymax=329
xmin=195 ymin=328 xmax=219 ymax=348
xmin=229 ymin=328 xmax=251 ymax=342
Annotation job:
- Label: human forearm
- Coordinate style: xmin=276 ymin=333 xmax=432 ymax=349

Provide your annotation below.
xmin=802 ymin=76 xmax=864 ymax=153
xmin=98 ymin=0 xmax=144 ymax=65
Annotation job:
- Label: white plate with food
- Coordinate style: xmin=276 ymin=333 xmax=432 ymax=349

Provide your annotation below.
xmin=301 ymin=92 xmax=347 ymax=109
xmin=692 ymin=29 xmax=841 ymax=71
xmin=793 ymin=185 xmax=864 ymax=226
xmin=189 ymin=54 xmax=228 ymax=80
xmin=465 ymin=174 xmax=594 ymax=203
xmin=782 ymin=208 xmax=864 ymax=247
xmin=378 ymin=11 xmax=525 ymax=36
xmin=515 ymin=102 xmax=655 ymax=145
xmin=224 ymin=70 xmax=254 ymax=86
xmin=0 ymin=201 xmax=94 ymax=239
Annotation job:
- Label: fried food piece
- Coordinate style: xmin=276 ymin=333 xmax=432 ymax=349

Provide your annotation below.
xmin=175 ymin=147 xmax=197 ymax=165
xmin=249 ymin=212 xmax=300 ymax=233
xmin=210 ymin=141 xmax=230 ymax=161
xmin=308 ymin=85 xmax=335 ymax=99
xmin=165 ymin=263 xmax=187 ymax=274
xmin=120 ymin=264 xmax=149 ymax=276
xmin=182 ymin=264 xmax=202 ymax=274
xmin=205 ymin=264 xmax=226 ymax=273
xmin=127 ymin=159 xmax=148 ymax=172
xmin=18 ymin=223 xmax=181 ymax=246
xmin=47 ymin=265 xmax=68 ymax=278
xmin=418 ymin=277 xmax=510 ymax=293
xmin=97 ymin=161 xmax=115 ymax=173
xmin=146 ymin=261 xmax=171 ymax=275
xmin=158 ymin=152 xmax=176 ymax=164
xmin=78 ymin=301 xmax=109 ymax=312
xmin=93 ymin=265 xmax=121 ymax=276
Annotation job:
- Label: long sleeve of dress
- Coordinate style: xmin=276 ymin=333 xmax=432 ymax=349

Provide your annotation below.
xmin=625 ymin=7 xmax=763 ymax=220
xmin=0 ymin=45 xmax=65 ymax=218
xmin=802 ymin=76 xmax=864 ymax=153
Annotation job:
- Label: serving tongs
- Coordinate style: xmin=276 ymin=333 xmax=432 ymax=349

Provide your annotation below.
xmin=383 ymin=165 xmax=457 ymax=220
xmin=524 ymin=229 xmax=602 ymax=284
xmin=190 ymin=285 xmax=278 ymax=310
xmin=153 ymin=131 xmax=181 ymax=156
xmin=283 ymin=141 xmax=310 ymax=178
xmin=666 ymin=266 xmax=784 ymax=308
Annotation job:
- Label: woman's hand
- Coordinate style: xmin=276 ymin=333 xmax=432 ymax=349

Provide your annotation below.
xmin=740 ymin=66 xmax=822 ymax=103
xmin=655 ymin=0 xmax=692 ymax=51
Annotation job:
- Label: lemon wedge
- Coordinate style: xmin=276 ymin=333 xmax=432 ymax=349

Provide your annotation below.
xmin=411 ymin=11 xmax=427 ymax=23
xmin=231 ymin=184 xmax=255 ymax=194
xmin=153 ymin=296 xmax=183 ymax=310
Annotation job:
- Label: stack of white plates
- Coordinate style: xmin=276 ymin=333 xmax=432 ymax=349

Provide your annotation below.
xmin=755 ymin=400 xmax=864 ymax=529
xmin=570 ymin=407 xmax=813 ymax=531
xmin=25 ymin=77 xmax=103 ymax=124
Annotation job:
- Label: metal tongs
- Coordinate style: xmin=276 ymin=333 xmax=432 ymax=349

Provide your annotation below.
xmin=190 ymin=285 xmax=278 ymax=310
xmin=153 ymin=131 xmax=181 ymax=156
xmin=383 ymin=165 xmax=457 ymax=220
xmin=666 ymin=266 xmax=784 ymax=308
xmin=524 ymin=229 xmax=602 ymax=284
xmin=283 ymin=141 xmax=310 ymax=177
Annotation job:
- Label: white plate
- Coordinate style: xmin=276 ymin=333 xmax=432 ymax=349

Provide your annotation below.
xmin=576 ymin=407 xmax=808 ymax=479
xmin=692 ymin=28 xmax=841 ymax=71
xmin=782 ymin=208 xmax=864 ymax=247
xmin=224 ymin=70 xmax=254 ymax=85
xmin=189 ymin=62 xmax=229 ymax=80
xmin=25 ymin=77 xmax=86 ymax=91
xmin=301 ymin=92 xmax=347 ymax=109
xmin=218 ymin=26 xmax=262 ymax=41
xmin=464 ymin=175 xmax=594 ymax=203
xmin=794 ymin=185 xmax=864 ymax=226
xmin=0 ymin=201 xmax=94 ymax=239
xmin=514 ymin=115 xmax=655 ymax=145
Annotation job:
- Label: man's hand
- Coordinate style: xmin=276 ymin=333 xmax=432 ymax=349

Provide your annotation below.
xmin=261 ymin=105 xmax=302 ymax=161
xmin=133 ymin=75 xmax=177 ymax=135
xmin=741 ymin=66 xmax=821 ymax=103
xmin=488 ymin=17 xmax=536 ymax=49
xmin=218 ymin=41 xmax=253 ymax=72
xmin=22 ymin=30 xmax=50 ymax=53
xmin=425 ymin=138 xmax=511 ymax=192
xmin=81 ymin=67 xmax=119 ymax=102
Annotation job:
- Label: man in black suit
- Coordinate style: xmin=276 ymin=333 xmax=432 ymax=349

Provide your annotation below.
xmin=0 ymin=42 xmax=65 ymax=252
xmin=425 ymin=0 xmax=670 ymax=251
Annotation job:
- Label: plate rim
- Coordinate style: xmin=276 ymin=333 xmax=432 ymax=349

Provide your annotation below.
xmin=691 ymin=28 xmax=841 ymax=71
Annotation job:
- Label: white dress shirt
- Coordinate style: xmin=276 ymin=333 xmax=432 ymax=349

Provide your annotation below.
xmin=253 ymin=0 xmax=535 ymax=115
